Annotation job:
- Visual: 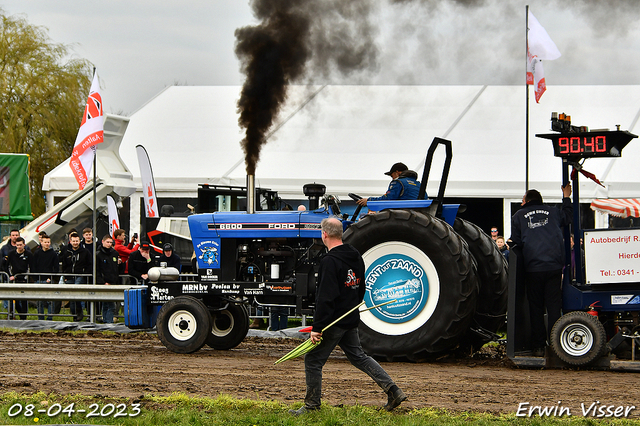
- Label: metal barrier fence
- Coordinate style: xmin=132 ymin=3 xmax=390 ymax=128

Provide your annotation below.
xmin=0 ymin=271 xmax=145 ymax=322
xmin=0 ymin=271 xmax=308 ymax=328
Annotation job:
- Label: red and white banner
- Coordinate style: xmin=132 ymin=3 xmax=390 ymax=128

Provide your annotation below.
xmin=590 ymin=199 xmax=640 ymax=218
xmin=136 ymin=145 xmax=159 ymax=218
xmin=527 ymin=10 xmax=561 ymax=103
xmin=69 ymin=73 xmax=104 ymax=189
xmin=107 ymin=194 xmax=120 ymax=237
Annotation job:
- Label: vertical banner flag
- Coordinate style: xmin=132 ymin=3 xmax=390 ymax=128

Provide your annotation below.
xmin=107 ymin=195 xmax=120 ymax=237
xmin=136 ymin=145 xmax=159 ymax=218
xmin=69 ymin=73 xmax=104 ymax=189
xmin=527 ymin=10 xmax=561 ymax=103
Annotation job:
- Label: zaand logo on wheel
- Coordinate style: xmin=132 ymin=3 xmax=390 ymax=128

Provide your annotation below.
xmin=364 ymin=253 xmax=428 ymax=324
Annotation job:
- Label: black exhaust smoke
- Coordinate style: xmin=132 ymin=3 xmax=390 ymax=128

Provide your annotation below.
xmin=235 ymin=0 xmax=379 ymax=176
xmin=235 ymin=1 xmax=310 ymax=176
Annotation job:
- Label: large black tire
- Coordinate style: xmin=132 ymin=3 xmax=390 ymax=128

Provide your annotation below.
xmin=550 ymin=311 xmax=607 ymax=366
xmin=453 ymin=218 xmax=508 ymax=345
xmin=343 ymin=209 xmax=479 ymax=361
xmin=156 ymin=296 xmax=211 ymax=354
xmin=205 ymin=303 xmax=250 ymax=350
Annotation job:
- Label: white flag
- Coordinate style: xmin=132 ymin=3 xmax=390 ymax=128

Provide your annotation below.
xmin=527 ymin=10 xmax=561 ymax=103
xmin=107 ymin=195 xmax=120 ymax=237
xmin=69 ymin=73 xmax=104 ymax=189
xmin=136 ymin=145 xmax=159 ymax=218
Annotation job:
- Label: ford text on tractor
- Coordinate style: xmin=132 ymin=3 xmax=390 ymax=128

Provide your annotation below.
xmin=125 ymin=138 xmax=508 ymax=360
xmin=508 ymin=113 xmax=640 ymax=370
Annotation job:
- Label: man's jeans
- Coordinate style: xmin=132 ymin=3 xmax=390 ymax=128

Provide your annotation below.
xmin=102 ymin=302 xmax=117 ymax=323
xmin=37 ymin=300 xmax=55 ymax=321
xmin=303 ymin=326 xmax=395 ymax=408
xmin=65 ymin=276 xmax=85 ymax=320
xmin=35 ymin=280 xmax=54 ymax=320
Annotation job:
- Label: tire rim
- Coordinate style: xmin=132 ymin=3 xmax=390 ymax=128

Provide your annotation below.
xmin=211 ymin=310 xmax=234 ymax=337
xmin=360 ymin=241 xmax=440 ymax=335
xmin=559 ymin=323 xmax=593 ymax=357
xmin=167 ymin=309 xmax=198 ymax=341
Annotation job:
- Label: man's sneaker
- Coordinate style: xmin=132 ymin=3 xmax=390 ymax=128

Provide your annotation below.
xmin=384 ymin=386 xmax=407 ymax=411
xmin=288 ymin=405 xmax=318 ymax=416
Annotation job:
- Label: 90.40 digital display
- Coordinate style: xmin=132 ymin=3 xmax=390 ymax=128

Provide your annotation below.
xmin=536 ymin=131 xmax=637 ymax=159
xmin=557 ymin=135 xmax=608 ymax=156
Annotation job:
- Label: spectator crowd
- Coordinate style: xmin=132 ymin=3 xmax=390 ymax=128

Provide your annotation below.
xmin=0 ymin=227 xmax=181 ymax=323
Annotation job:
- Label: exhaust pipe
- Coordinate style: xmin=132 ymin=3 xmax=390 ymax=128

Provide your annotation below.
xmin=247 ymin=174 xmax=255 ymax=214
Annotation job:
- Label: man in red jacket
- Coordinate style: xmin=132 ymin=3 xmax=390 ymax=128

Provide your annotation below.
xmin=113 ymin=229 xmax=138 ymax=275
xmin=290 ymin=218 xmax=406 ymax=416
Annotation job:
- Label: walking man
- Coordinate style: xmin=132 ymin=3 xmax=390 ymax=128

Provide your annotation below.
xmin=290 ymin=217 xmax=406 ymax=415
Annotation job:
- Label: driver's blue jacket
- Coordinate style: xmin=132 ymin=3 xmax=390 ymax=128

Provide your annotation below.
xmin=368 ymin=170 xmax=422 ymax=201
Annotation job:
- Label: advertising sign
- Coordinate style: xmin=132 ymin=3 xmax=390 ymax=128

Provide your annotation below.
xmin=584 ymin=228 xmax=640 ymax=284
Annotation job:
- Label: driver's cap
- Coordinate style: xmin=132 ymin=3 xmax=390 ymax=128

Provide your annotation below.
xmin=384 ymin=162 xmax=408 ymax=176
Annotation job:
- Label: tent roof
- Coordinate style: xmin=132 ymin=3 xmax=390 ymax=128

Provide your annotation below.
xmin=47 ymin=85 xmax=640 ymax=201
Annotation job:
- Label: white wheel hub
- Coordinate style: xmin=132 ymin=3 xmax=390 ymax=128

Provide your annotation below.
xmin=168 ymin=309 xmax=198 ymax=341
xmin=560 ymin=323 xmax=593 ymax=357
xmin=361 ymin=241 xmax=440 ymax=335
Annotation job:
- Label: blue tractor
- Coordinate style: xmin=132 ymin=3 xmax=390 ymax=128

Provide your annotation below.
xmin=126 ymin=138 xmax=508 ymax=359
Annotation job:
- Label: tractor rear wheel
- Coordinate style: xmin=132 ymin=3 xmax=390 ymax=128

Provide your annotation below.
xmin=550 ymin=311 xmax=607 ymax=366
xmin=343 ymin=209 xmax=478 ymax=361
xmin=156 ymin=296 xmax=211 ymax=354
xmin=453 ymin=218 xmax=508 ymax=346
xmin=205 ymin=303 xmax=250 ymax=350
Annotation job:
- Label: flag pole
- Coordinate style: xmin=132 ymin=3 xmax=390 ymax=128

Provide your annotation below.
xmin=91 ymin=67 xmax=97 ymax=324
xmin=525 ymin=5 xmax=530 ymax=191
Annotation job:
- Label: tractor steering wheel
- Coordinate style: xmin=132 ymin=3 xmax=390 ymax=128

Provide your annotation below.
xmin=348 ymin=193 xmax=363 ymax=221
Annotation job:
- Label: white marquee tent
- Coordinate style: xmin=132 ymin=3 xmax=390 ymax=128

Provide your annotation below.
xmin=43 ymin=85 xmax=640 ymax=237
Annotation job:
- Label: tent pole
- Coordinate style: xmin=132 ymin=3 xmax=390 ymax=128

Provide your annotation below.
xmin=525 ymin=5 xmax=530 ymax=192
xmin=90 ymin=67 xmax=97 ymax=324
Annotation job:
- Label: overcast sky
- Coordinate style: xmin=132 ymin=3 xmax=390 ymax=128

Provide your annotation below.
xmin=2 ymin=0 xmax=639 ymax=115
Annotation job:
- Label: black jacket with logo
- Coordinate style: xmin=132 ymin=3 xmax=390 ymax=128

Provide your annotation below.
xmin=96 ymin=245 xmax=120 ymax=285
xmin=128 ymin=250 xmax=154 ymax=282
xmin=61 ymin=246 xmax=92 ymax=276
xmin=5 ymin=250 xmax=33 ymax=282
xmin=312 ymin=244 xmax=366 ymax=333
xmin=510 ymin=198 xmax=573 ymax=272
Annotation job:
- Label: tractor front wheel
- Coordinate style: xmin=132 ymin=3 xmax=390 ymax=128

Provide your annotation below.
xmin=156 ymin=296 xmax=211 ymax=354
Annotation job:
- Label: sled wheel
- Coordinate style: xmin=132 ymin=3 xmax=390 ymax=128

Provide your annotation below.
xmin=551 ymin=311 xmax=607 ymax=366
xmin=453 ymin=218 xmax=508 ymax=344
xmin=156 ymin=296 xmax=211 ymax=354
xmin=205 ymin=303 xmax=250 ymax=350
xmin=343 ymin=209 xmax=478 ymax=360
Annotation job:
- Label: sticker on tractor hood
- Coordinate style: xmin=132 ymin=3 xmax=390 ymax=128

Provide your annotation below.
xmin=364 ymin=253 xmax=428 ymax=323
xmin=196 ymin=239 xmax=220 ymax=269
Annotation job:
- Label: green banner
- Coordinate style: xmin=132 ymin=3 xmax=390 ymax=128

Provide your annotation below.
xmin=0 ymin=153 xmax=32 ymax=221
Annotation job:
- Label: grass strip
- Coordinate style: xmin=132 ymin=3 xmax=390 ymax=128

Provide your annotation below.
xmin=1 ymin=392 xmax=639 ymax=425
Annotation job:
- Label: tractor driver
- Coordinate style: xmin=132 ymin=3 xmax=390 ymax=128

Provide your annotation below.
xmin=356 ymin=162 xmax=421 ymax=207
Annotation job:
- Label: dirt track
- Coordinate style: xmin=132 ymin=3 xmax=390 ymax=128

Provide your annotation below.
xmin=1 ymin=330 xmax=639 ymax=417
